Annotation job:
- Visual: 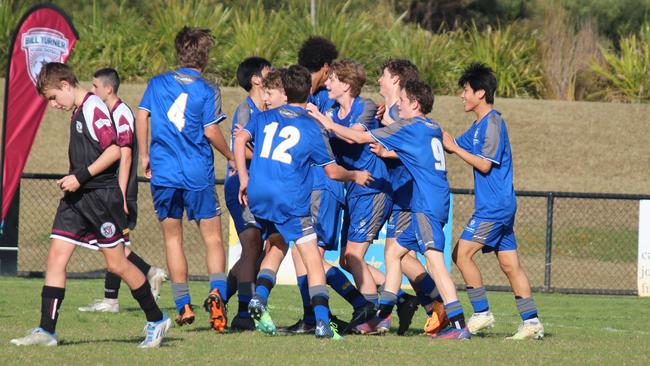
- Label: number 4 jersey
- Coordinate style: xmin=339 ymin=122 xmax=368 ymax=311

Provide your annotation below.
xmin=370 ymin=116 xmax=450 ymax=223
xmin=243 ymin=104 xmax=336 ymax=224
xmin=138 ymin=68 xmax=226 ymax=190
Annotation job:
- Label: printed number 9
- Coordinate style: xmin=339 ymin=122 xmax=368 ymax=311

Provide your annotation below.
xmin=431 ymin=138 xmax=446 ymax=171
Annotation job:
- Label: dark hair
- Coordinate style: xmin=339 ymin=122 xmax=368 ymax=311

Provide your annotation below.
xmin=93 ymin=68 xmax=120 ymax=93
xmin=36 ymin=62 xmax=78 ymax=95
xmin=458 ymin=62 xmax=497 ymax=104
xmin=281 ymin=65 xmax=311 ymax=103
xmin=262 ymin=68 xmax=284 ymax=91
xmin=297 ymin=36 xmax=338 ymax=72
xmin=403 ymin=79 xmax=434 ymax=115
xmin=330 ymin=59 xmax=366 ymax=98
xmin=236 ymin=57 xmax=272 ymax=92
xmin=380 ymin=59 xmax=419 ymax=88
xmin=175 ymin=26 xmax=214 ymax=70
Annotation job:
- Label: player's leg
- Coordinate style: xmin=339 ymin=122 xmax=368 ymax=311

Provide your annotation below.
xmin=123 ymin=247 xmax=167 ymax=301
xmin=401 ymin=253 xmax=448 ymax=335
xmin=453 ymin=238 xmax=493 ymax=334
xmin=278 ymin=243 xmax=317 ymax=334
xmin=231 ymin=226 xmax=263 ymax=331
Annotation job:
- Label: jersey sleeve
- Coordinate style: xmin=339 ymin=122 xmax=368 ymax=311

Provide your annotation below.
xmin=310 ymin=123 xmax=336 ymax=166
xmin=476 ymin=115 xmax=504 ymax=165
xmin=114 ymin=106 xmax=134 ymax=148
xmin=84 ymin=100 xmax=117 ymax=151
xmin=138 ymin=79 xmax=153 ymax=113
xmin=368 ymin=119 xmax=410 ymax=153
xmin=203 ymin=82 xmax=227 ymax=127
xmin=353 ymin=99 xmax=378 ymax=130
xmin=455 ymin=125 xmax=474 ymax=151
xmin=242 ymin=113 xmax=258 ymax=143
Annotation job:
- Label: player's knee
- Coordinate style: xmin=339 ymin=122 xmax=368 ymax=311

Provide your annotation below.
xmin=106 ymin=257 xmax=128 ymax=276
xmin=499 ymin=260 xmax=518 ymax=275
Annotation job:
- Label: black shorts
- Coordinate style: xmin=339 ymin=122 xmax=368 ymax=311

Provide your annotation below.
xmin=50 ymin=188 xmax=130 ymax=250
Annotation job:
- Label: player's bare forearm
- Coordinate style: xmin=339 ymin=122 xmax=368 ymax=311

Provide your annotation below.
xmin=234 ymin=132 xmax=251 ymax=183
xmin=370 ymin=142 xmax=399 ymax=159
xmin=205 ymin=124 xmax=233 ymax=161
xmin=118 ymin=147 xmax=132 ymax=196
xmin=135 ymin=110 xmax=149 ymax=161
xmin=329 ymin=123 xmax=374 ymax=144
xmin=323 ymin=163 xmax=374 ymax=186
xmin=89 ymin=144 xmax=121 ymax=176
xmin=454 ymin=146 xmax=492 ymax=174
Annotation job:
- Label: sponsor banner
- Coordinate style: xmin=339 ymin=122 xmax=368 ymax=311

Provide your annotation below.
xmin=638 ymin=200 xmax=650 ymax=296
xmin=228 ymin=195 xmax=454 ymax=286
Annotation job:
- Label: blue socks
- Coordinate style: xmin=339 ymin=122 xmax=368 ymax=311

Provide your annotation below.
xmin=209 ymin=272 xmax=227 ymax=299
xmin=467 ymin=286 xmax=490 ymax=313
xmin=444 ymin=300 xmax=466 ymax=329
xmin=255 ymin=269 xmax=276 ymax=304
xmin=171 ymin=282 xmax=191 ymax=312
xmin=297 ymin=275 xmax=316 ymax=325
xmin=325 ymin=267 xmax=367 ymax=309
xmin=515 ymin=296 xmax=539 ymax=321
xmin=309 ymin=285 xmax=330 ymax=324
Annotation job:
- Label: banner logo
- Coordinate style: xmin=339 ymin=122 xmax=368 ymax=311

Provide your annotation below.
xmin=21 ymin=27 xmax=70 ymax=84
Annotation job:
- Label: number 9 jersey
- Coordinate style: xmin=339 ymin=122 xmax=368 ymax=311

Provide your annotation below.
xmin=138 ymin=68 xmax=226 ymax=190
xmin=242 ymin=105 xmax=336 ymax=224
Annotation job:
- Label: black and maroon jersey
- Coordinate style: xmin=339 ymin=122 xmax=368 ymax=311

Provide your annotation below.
xmin=111 ymin=99 xmax=138 ymax=203
xmin=69 ymin=93 xmax=118 ymax=188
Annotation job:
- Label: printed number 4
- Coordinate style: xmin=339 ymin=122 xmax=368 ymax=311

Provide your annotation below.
xmin=431 ymin=138 xmax=446 ymax=171
xmin=167 ymin=93 xmax=188 ymax=131
xmin=260 ymin=122 xmax=301 ymax=164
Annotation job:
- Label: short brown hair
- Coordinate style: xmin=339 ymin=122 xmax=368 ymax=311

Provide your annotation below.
xmin=330 ymin=59 xmax=366 ymax=98
xmin=403 ymin=79 xmax=434 ymax=115
xmin=281 ymin=65 xmax=311 ymax=103
xmin=380 ymin=59 xmax=419 ymax=88
xmin=174 ymin=26 xmax=214 ymax=70
xmin=262 ymin=68 xmax=284 ymax=91
xmin=36 ymin=62 xmax=78 ymax=95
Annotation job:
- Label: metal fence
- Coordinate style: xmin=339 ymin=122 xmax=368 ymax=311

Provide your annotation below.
xmin=4 ymin=173 xmax=648 ymax=295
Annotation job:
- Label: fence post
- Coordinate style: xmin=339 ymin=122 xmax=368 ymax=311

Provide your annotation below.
xmin=543 ymin=193 xmax=554 ymax=291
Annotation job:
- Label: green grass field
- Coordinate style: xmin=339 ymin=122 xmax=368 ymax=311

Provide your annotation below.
xmin=1 ymin=278 xmax=649 ymax=365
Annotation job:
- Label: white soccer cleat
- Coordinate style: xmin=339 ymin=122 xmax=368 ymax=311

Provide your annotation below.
xmin=78 ymin=298 xmax=119 ymax=313
xmin=467 ymin=312 xmax=495 ymax=334
xmin=147 ymin=267 xmax=167 ymax=301
xmin=138 ymin=314 xmax=172 ymax=348
xmin=506 ymin=321 xmax=544 ymax=340
xmin=10 ymin=328 xmax=58 ymax=346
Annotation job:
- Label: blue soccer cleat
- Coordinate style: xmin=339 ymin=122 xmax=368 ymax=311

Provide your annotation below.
xmin=248 ymin=296 xmax=276 ymax=335
xmin=138 ymin=314 xmax=172 ymax=348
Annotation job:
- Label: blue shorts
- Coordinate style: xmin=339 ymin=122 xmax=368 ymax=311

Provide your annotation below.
xmin=311 ymin=189 xmax=342 ymax=251
xmin=395 ymin=212 xmax=446 ymax=254
xmin=460 ymin=215 xmax=517 ymax=253
xmin=224 ymin=173 xmax=261 ymax=234
xmin=386 ymin=210 xmax=411 ymax=239
xmin=258 ymin=216 xmax=316 ymax=245
xmin=151 ymin=184 xmax=220 ymax=221
xmin=345 ymin=192 xmax=392 ymax=243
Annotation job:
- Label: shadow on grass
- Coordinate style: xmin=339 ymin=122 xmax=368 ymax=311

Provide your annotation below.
xmin=59 ymin=335 xmax=183 ymax=346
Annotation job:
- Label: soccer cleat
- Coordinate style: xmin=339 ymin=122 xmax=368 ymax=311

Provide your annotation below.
xmin=330 ymin=314 xmax=349 ymax=332
xmin=315 ymin=320 xmax=343 ymax=340
xmin=343 ymin=302 xmax=376 ymax=334
xmin=138 ymin=314 xmax=172 ymax=348
xmin=429 ymin=325 xmax=471 ymax=340
xmin=10 ymin=328 xmax=57 ymax=346
xmin=354 ymin=315 xmax=391 ymax=335
xmin=147 ymin=267 xmax=167 ymax=301
xmin=277 ymin=318 xmax=316 ymax=334
xmin=423 ymin=301 xmax=449 ymax=336
xmin=467 ymin=312 xmax=495 ymax=334
xmin=203 ymin=289 xmax=227 ymax=332
xmin=248 ymin=296 xmax=276 ymax=335
xmin=78 ymin=298 xmax=119 ymax=313
xmin=175 ymin=304 xmax=195 ymax=326
xmin=230 ymin=314 xmax=256 ymax=331
xmin=506 ymin=321 xmax=544 ymax=340
xmin=396 ymin=293 xmax=419 ymax=335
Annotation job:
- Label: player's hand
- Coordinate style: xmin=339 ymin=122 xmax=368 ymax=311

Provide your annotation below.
xmin=353 ymin=170 xmax=374 ymax=186
xmin=141 ymin=155 xmax=152 ymax=179
xmin=370 ymin=142 xmax=386 ymax=157
xmin=238 ymin=180 xmax=249 ymax=206
xmin=233 ymin=123 xmax=243 ymax=135
xmin=306 ymin=104 xmax=331 ymax=129
xmin=375 ymin=104 xmax=386 ymax=121
xmin=57 ymin=175 xmax=81 ymax=192
xmin=442 ymin=131 xmax=457 ymax=153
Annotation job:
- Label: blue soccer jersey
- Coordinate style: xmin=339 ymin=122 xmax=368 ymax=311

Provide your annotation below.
xmin=455 ymin=109 xmax=516 ymax=220
xmin=370 ymin=116 xmax=450 ymax=223
xmin=243 ymin=105 xmax=336 ymax=223
xmin=309 ymin=86 xmax=337 ymax=113
xmin=139 ymin=68 xmax=226 ymax=191
xmin=328 ymin=96 xmax=391 ymax=197
xmin=226 ymin=96 xmax=260 ymax=177
xmin=384 ymin=103 xmax=413 ymax=211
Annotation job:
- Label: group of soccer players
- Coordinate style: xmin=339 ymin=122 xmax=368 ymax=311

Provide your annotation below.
xmin=11 ymin=25 xmax=544 ymax=348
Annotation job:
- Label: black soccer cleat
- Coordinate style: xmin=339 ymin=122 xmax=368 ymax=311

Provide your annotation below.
xmin=343 ymin=301 xmax=377 ymax=335
xmin=277 ymin=318 xmax=316 ymax=334
xmin=396 ymin=293 xmax=419 ymax=335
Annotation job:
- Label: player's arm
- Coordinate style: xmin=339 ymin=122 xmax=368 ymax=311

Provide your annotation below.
xmin=442 ymin=130 xmax=492 ymax=174
xmin=232 ymin=123 xmax=254 ymax=160
xmin=205 ymin=124 xmax=235 ymax=165
xmin=323 ymin=163 xmax=373 ymax=186
xmin=58 ymin=144 xmax=121 ymax=193
xmin=307 ymin=105 xmax=374 ymax=144
xmin=135 ymin=109 xmax=151 ymax=178
xmin=370 ymin=142 xmax=399 ymax=159
xmin=118 ymin=146 xmax=132 ymax=212
xmin=234 ymin=130 xmax=252 ymax=205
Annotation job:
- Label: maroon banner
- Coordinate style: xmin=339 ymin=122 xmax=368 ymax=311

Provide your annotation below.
xmin=1 ymin=4 xmax=78 ymax=229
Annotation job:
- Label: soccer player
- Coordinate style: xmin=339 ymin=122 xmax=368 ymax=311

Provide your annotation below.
xmin=136 ymin=27 xmax=229 ymax=332
xmin=374 ymin=59 xmax=448 ymax=335
xmin=309 ymin=79 xmax=471 ymax=340
xmin=298 ymin=36 xmax=338 ymax=113
xmin=224 ymin=57 xmax=271 ymax=331
xmin=317 ymin=59 xmax=393 ymax=334
xmin=442 ymin=62 xmax=544 ymax=340
xmin=11 ymin=62 xmax=170 ymax=348
xmin=77 ymin=68 xmax=166 ymax=313
xmin=234 ymin=65 xmax=373 ymax=339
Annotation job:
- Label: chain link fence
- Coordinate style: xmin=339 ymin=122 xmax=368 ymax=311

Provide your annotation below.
xmin=8 ymin=174 xmax=648 ymax=295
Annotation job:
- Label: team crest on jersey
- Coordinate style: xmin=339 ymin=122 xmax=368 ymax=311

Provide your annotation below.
xmin=279 ymin=107 xmax=298 ymax=118
xmin=21 ymin=28 xmax=70 ymax=85
xmin=473 ymin=127 xmax=480 ymax=145
xmin=101 ymin=222 xmax=116 ymax=238
xmin=75 ymin=121 xmax=83 ymax=133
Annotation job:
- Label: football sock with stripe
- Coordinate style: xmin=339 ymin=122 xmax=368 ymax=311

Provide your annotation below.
xmin=40 ymin=286 xmax=65 ymax=334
